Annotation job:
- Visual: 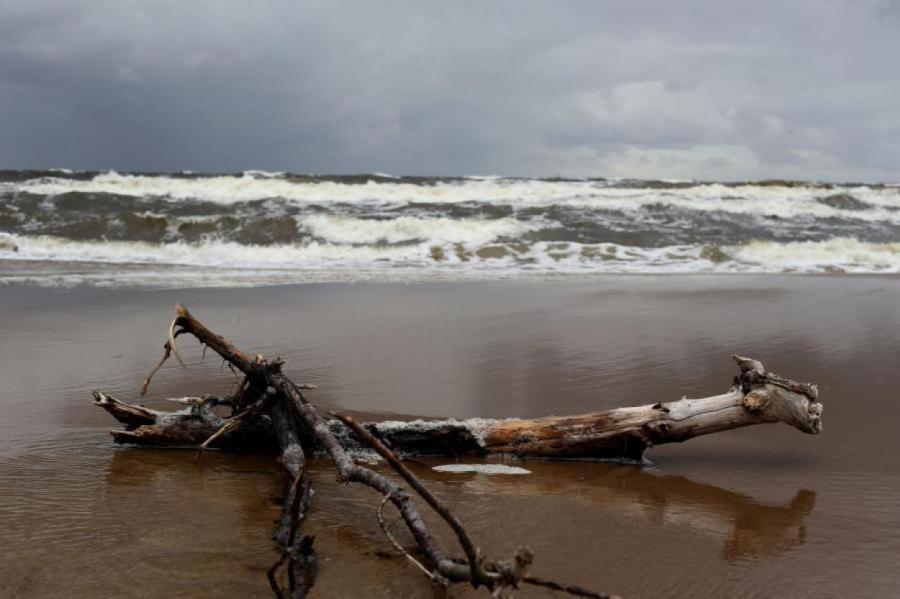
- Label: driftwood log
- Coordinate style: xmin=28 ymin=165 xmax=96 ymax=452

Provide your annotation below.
xmin=94 ymin=305 xmax=823 ymax=598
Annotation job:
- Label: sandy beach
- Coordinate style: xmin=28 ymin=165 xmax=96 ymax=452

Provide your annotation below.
xmin=4 ymin=2 xmax=900 ymax=596
xmin=2 ymin=275 xmax=899 ymax=597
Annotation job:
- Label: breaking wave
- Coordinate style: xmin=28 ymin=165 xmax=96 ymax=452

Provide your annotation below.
xmin=7 ymin=171 xmax=900 ymax=219
xmin=2 ymin=170 xmax=900 ymax=287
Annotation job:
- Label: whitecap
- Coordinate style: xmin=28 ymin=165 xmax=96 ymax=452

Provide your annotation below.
xmin=300 ymin=214 xmax=537 ymax=246
xmin=243 ymin=169 xmax=286 ymax=178
xmin=10 ymin=173 xmax=900 ymax=224
xmin=5 ymin=233 xmax=900 ymax=282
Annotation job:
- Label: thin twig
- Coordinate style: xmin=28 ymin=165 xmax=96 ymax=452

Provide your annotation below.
xmin=523 ymin=576 xmax=615 ymax=599
xmin=163 ymin=395 xmax=231 ymax=407
xmin=266 ymin=555 xmax=287 ymax=599
xmin=141 ymin=330 xmax=185 ymax=395
xmin=285 ymin=462 xmax=310 ymax=593
xmin=167 ymin=317 xmax=186 ymax=368
xmin=196 ymin=392 xmax=270 ymax=453
xmin=332 ymin=412 xmax=489 ymax=587
xmin=377 ymin=493 xmax=434 ymax=580
xmin=286 ymin=462 xmax=311 ymax=547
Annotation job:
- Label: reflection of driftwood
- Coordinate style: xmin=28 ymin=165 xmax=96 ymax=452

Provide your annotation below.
xmin=421 ymin=464 xmax=815 ymax=561
xmin=101 ymin=448 xmax=815 ymax=566
xmin=94 ymin=306 xmax=823 ymax=597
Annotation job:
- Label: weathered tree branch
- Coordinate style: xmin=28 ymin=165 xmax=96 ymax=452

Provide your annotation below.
xmin=96 ymin=354 xmax=821 ymax=462
xmin=93 ymin=305 xmax=823 ymax=597
xmin=333 ymin=412 xmax=491 ymax=587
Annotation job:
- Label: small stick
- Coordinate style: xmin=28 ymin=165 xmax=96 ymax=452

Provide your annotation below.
xmin=141 ymin=341 xmax=171 ymax=395
xmin=377 ymin=494 xmax=433 ymax=580
xmin=331 ymin=412 xmax=489 ymax=587
xmin=286 ymin=462 xmax=311 ymax=548
xmin=266 ymin=555 xmax=287 ymax=599
xmin=523 ymin=576 xmax=617 ymax=599
xmin=167 ymin=317 xmax=187 ymax=368
xmin=163 ymin=395 xmax=231 ymax=407
xmin=269 ymin=457 xmax=315 ymax=597
xmin=197 ymin=395 xmax=269 ymax=453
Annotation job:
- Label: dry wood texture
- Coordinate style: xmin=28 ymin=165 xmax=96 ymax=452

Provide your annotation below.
xmin=97 ymin=358 xmax=821 ymax=462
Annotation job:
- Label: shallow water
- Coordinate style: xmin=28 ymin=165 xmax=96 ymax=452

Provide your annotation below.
xmin=1 ymin=276 xmax=899 ymax=597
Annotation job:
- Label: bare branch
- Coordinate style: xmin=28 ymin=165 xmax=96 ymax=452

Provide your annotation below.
xmin=197 ymin=394 xmax=269 ymax=453
xmin=91 ymin=390 xmax=156 ymax=428
xmin=523 ymin=576 xmax=617 ymax=599
xmin=377 ymin=493 xmax=434 ymax=580
xmin=332 ymin=412 xmax=489 ymax=587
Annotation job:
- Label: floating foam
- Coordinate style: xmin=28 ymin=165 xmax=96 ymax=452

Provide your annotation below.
xmin=432 ymin=464 xmax=531 ymax=475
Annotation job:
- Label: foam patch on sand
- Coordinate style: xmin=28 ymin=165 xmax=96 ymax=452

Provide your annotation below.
xmin=432 ymin=463 xmax=531 ymax=475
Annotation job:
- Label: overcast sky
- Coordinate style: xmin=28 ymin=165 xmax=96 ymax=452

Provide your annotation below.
xmin=1 ymin=1 xmax=898 ymax=180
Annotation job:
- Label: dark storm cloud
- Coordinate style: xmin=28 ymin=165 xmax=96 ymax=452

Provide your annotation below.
xmin=0 ymin=0 xmax=898 ymax=180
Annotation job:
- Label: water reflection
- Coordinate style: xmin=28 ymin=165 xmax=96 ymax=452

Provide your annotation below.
xmin=103 ymin=446 xmax=285 ymax=584
xmin=103 ymin=448 xmax=815 ymax=572
xmin=412 ymin=461 xmax=816 ymax=562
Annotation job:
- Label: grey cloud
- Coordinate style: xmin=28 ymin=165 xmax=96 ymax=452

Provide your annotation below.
xmin=0 ymin=0 xmax=898 ymax=181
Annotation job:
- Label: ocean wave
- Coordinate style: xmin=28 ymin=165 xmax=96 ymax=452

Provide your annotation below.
xmin=3 ymin=233 xmax=900 ymax=285
xmin=3 ymin=171 xmax=900 ymax=286
xmin=729 ymin=237 xmax=900 ymax=272
xmin=301 ymin=214 xmax=537 ymax=246
xmin=8 ymin=171 xmax=900 ymax=223
xmin=242 ymin=169 xmax=287 ymax=179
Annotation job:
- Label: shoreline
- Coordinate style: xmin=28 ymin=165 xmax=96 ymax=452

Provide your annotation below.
xmin=3 ymin=257 xmax=900 ymax=292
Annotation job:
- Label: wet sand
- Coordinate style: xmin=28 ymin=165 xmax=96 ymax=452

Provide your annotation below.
xmin=1 ymin=276 xmax=899 ymax=597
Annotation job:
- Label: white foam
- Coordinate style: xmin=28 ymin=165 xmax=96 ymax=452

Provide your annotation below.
xmin=12 ymin=172 xmax=900 ymax=223
xmin=13 ymin=171 xmax=597 ymax=205
xmin=301 ymin=214 xmax=535 ymax=246
xmin=5 ymin=232 xmax=900 ymax=282
xmin=730 ymin=237 xmax=900 ymax=273
xmin=432 ymin=463 xmax=531 ymax=475
xmin=242 ymin=170 xmax=286 ymax=178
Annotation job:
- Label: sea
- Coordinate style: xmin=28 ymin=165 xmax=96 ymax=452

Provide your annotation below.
xmin=2 ymin=169 xmax=900 ymax=287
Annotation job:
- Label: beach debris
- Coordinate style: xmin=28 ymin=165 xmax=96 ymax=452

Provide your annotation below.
xmin=94 ymin=305 xmax=823 ymax=598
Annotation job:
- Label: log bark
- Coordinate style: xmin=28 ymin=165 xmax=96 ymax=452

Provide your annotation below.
xmin=96 ymin=355 xmax=821 ymax=463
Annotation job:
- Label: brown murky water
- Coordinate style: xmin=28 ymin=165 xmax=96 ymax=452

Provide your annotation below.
xmin=1 ymin=276 xmax=899 ymax=597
